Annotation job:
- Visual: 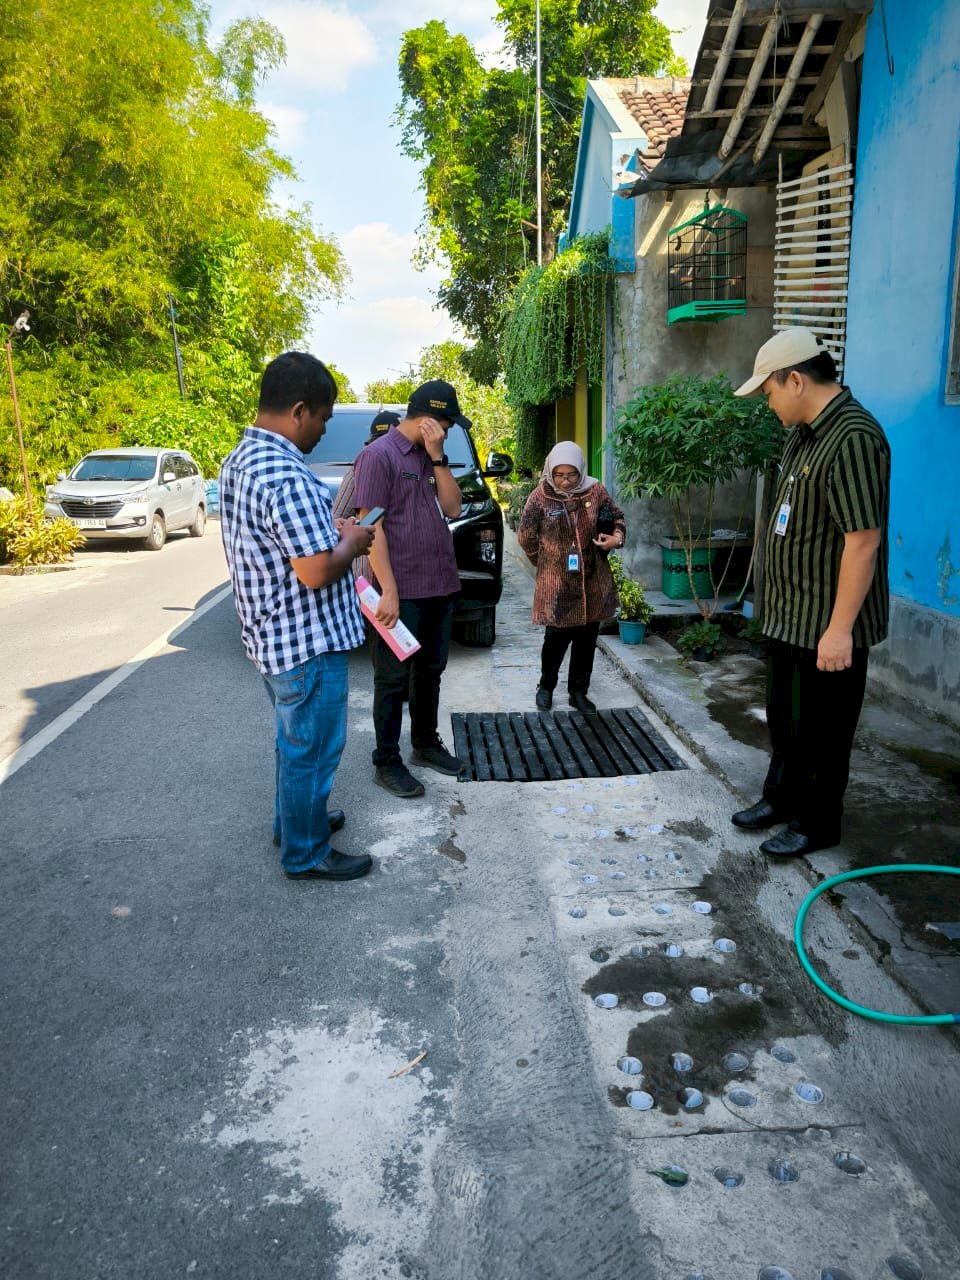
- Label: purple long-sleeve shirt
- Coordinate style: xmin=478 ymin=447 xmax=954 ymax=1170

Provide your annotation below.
xmin=353 ymin=426 xmax=459 ymax=599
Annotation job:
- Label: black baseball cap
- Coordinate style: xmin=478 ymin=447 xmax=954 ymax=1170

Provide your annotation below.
xmin=369 ymin=409 xmax=400 ymax=434
xmin=407 ymin=380 xmax=468 ymax=427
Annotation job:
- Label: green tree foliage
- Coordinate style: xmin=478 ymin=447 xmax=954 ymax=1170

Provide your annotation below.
xmin=416 ymin=340 xmax=515 ymax=461
xmin=0 ymin=0 xmax=346 ymax=488
xmin=364 ymin=340 xmax=517 ymax=462
xmin=326 ymin=364 xmax=358 ymax=403
xmin=364 ymin=376 xmax=417 ymax=406
xmin=613 ymin=373 xmax=782 ymax=616
xmin=397 ymin=2 xmax=683 ymax=377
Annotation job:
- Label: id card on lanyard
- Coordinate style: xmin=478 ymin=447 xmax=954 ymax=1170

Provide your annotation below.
xmin=774 ymin=475 xmax=796 ymax=537
xmin=561 ymin=502 xmax=580 ymax=572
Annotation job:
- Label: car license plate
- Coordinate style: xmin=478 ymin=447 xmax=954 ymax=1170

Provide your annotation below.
xmin=72 ymin=518 xmax=107 ymax=529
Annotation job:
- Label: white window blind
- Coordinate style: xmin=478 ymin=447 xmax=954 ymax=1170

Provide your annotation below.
xmin=774 ymin=150 xmax=853 ymax=375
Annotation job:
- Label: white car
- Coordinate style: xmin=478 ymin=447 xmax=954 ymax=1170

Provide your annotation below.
xmin=44 ymin=447 xmax=206 ymax=551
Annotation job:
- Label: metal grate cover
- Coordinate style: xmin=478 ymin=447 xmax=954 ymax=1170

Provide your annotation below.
xmin=451 ymin=707 xmax=687 ymax=782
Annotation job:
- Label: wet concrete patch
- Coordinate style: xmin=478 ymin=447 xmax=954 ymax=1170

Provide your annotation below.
xmin=584 ymin=951 xmax=805 ymax=1115
xmin=706 ymin=683 xmax=770 ymax=751
xmin=839 ymin=806 xmax=960 ymax=953
xmin=437 ymin=837 xmax=466 ymax=864
xmin=668 ymin=818 xmax=716 ymax=842
xmin=583 ymin=842 xmax=852 ymax=1116
xmin=891 ymin=745 xmax=960 ymax=793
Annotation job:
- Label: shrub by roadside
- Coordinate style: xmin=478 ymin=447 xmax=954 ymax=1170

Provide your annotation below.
xmin=0 ymin=495 xmax=83 ymax=572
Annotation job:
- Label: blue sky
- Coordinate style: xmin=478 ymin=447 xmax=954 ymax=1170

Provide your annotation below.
xmin=207 ymin=1 xmax=708 ymax=396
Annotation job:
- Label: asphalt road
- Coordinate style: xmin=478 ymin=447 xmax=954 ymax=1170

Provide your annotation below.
xmin=2 ymin=535 xmax=959 ymax=1280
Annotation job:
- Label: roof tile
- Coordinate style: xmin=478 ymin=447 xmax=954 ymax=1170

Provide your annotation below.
xmin=615 ymin=78 xmax=691 ymax=169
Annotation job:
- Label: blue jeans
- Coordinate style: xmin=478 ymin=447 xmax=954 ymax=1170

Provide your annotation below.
xmin=262 ymin=651 xmax=349 ymax=874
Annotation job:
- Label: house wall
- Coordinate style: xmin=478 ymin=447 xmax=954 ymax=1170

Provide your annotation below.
xmin=567 ymin=85 xmax=640 ymax=271
xmin=844 ymin=0 xmax=960 ymax=724
xmin=607 ymin=186 xmax=776 ymax=587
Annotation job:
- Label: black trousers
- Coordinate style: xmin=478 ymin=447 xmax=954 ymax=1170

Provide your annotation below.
xmin=762 ymin=638 xmax=869 ymax=839
xmin=372 ymin=595 xmax=454 ymax=766
xmin=539 ymin=622 xmax=601 ymax=695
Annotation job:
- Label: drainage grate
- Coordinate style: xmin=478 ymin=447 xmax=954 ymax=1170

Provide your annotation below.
xmin=451 ymin=707 xmax=687 ymax=782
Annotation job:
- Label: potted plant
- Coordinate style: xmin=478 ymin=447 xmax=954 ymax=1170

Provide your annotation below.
xmin=616 ymin=576 xmax=654 ymax=645
xmin=613 ymin=373 xmax=781 ymax=618
xmin=741 ymin=615 xmax=767 ymax=659
xmin=676 ymin=619 xmax=722 ymax=663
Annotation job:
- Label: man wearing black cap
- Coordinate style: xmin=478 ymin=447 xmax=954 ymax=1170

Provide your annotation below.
xmin=353 ymin=381 xmax=468 ymax=797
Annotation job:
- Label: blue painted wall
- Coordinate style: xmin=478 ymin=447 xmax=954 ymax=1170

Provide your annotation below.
xmin=566 ymin=85 xmax=637 ymax=271
xmin=845 ymin=0 xmax=960 ymax=615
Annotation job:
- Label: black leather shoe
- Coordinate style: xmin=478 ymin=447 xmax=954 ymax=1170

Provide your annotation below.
xmin=273 ymin=808 xmax=345 ymax=847
xmin=285 ymin=849 xmax=373 ymax=881
xmin=569 ymin=691 xmax=597 ymax=714
xmin=731 ymin=799 xmax=788 ymax=831
xmin=760 ymin=822 xmax=840 ymax=858
xmin=535 ymin=686 xmax=553 ymax=710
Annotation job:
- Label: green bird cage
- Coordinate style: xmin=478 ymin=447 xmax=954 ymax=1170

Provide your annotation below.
xmin=667 ymin=203 xmax=747 ymax=324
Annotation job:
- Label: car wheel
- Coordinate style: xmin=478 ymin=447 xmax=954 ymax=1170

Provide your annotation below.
xmin=188 ymin=504 xmax=206 ymax=538
xmin=455 ymin=606 xmax=496 ymax=648
xmin=143 ymin=513 xmax=166 ymax=551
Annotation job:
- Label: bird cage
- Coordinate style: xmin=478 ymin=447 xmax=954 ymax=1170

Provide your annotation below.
xmin=667 ymin=203 xmax=747 ymax=324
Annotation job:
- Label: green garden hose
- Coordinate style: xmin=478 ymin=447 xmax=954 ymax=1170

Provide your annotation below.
xmin=794 ymin=863 xmax=960 ymax=1025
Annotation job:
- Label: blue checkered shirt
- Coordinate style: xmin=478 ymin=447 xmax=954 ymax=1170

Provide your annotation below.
xmin=219 ymin=427 xmax=364 ymax=674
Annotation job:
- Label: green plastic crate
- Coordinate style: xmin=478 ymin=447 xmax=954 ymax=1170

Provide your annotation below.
xmin=661 ymin=545 xmax=715 ymax=600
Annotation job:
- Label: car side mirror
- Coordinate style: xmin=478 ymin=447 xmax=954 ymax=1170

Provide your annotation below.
xmin=162 ymin=470 xmax=176 ymax=483
xmin=56 ymin=471 xmax=66 ymax=481
xmin=483 ymin=451 xmax=513 ymax=477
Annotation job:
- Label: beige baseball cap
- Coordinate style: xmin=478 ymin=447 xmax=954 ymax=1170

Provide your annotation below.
xmin=734 ymin=327 xmax=827 ymax=396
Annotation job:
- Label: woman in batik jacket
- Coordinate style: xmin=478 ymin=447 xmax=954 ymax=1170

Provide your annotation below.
xmin=517 ymin=441 xmax=625 ymax=713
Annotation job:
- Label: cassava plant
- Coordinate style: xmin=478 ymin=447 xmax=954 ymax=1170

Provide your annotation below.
xmin=613 ymin=373 xmax=781 ymax=617
xmin=0 ymin=496 xmax=83 ymax=571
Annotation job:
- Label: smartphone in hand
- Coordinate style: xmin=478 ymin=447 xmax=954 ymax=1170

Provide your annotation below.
xmin=357 ymin=507 xmax=386 ymax=526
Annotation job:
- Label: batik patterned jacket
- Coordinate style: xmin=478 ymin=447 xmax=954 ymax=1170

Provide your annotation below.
xmin=518 ymin=481 xmax=625 ymax=627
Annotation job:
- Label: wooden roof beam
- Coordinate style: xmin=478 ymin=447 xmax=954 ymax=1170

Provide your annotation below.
xmin=802 ymin=16 xmax=862 ymax=124
xmin=701 ymin=0 xmax=750 ymax=112
xmin=687 ymin=105 xmax=806 ymax=120
xmin=755 ymin=15 xmax=825 ymax=162
xmin=718 ymin=15 xmax=780 ymax=159
xmin=701 ymin=44 xmax=838 ymax=59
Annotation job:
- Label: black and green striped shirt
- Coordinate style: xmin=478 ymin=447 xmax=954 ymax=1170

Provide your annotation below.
xmin=762 ymin=388 xmax=890 ymax=649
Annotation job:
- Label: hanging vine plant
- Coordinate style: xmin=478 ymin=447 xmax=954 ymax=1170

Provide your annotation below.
xmin=501 ymin=230 xmax=618 ymax=467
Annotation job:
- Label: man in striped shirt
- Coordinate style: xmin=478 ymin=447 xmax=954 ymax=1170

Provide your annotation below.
xmin=730 ymin=328 xmax=890 ymax=857
xmin=220 ymin=353 xmax=376 ymax=881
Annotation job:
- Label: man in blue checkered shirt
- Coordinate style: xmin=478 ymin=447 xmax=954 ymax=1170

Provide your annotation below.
xmin=220 ymin=352 xmax=376 ymax=881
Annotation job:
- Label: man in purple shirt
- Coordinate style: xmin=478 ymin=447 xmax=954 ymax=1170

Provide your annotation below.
xmin=353 ymin=380 xmax=466 ymax=797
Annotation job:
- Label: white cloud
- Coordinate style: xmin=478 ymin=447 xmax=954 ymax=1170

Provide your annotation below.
xmin=474 ymin=30 xmax=514 ymax=71
xmin=366 ymin=0 xmax=497 ymax=31
xmin=338 ymin=222 xmax=443 ymax=302
xmin=259 ymin=101 xmax=308 ymax=150
xmin=657 ymin=0 xmax=710 ymax=70
xmin=310 ymin=294 xmax=460 ymax=394
xmin=257 ymin=3 xmax=378 ymax=92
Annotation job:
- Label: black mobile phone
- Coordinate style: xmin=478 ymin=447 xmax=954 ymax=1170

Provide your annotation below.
xmin=357 ymin=507 xmax=385 ymax=526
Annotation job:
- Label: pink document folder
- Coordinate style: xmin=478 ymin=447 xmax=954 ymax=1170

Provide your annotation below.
xmin=355 ymin=576 xmax=421 ymax=661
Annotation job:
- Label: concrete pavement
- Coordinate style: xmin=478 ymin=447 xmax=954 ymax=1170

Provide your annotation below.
xmin=1 ymin=532 xmax=958 ymax=1279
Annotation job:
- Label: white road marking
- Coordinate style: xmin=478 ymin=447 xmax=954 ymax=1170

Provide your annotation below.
xmin=0 ymin=584 xmax=234 ymax=787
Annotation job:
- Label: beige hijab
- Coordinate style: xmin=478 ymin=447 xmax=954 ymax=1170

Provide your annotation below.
xmin=541 ymin=441 xmax=598 ymax=497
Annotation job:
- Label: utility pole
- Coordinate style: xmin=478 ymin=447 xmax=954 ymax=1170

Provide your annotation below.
xmin=535 ymin=0 xmax=543 ymax=266
xmin=167 ymin=293 xmax=186 ymax=398
xmin=4 ymin=310 xmax=32 ymax=503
